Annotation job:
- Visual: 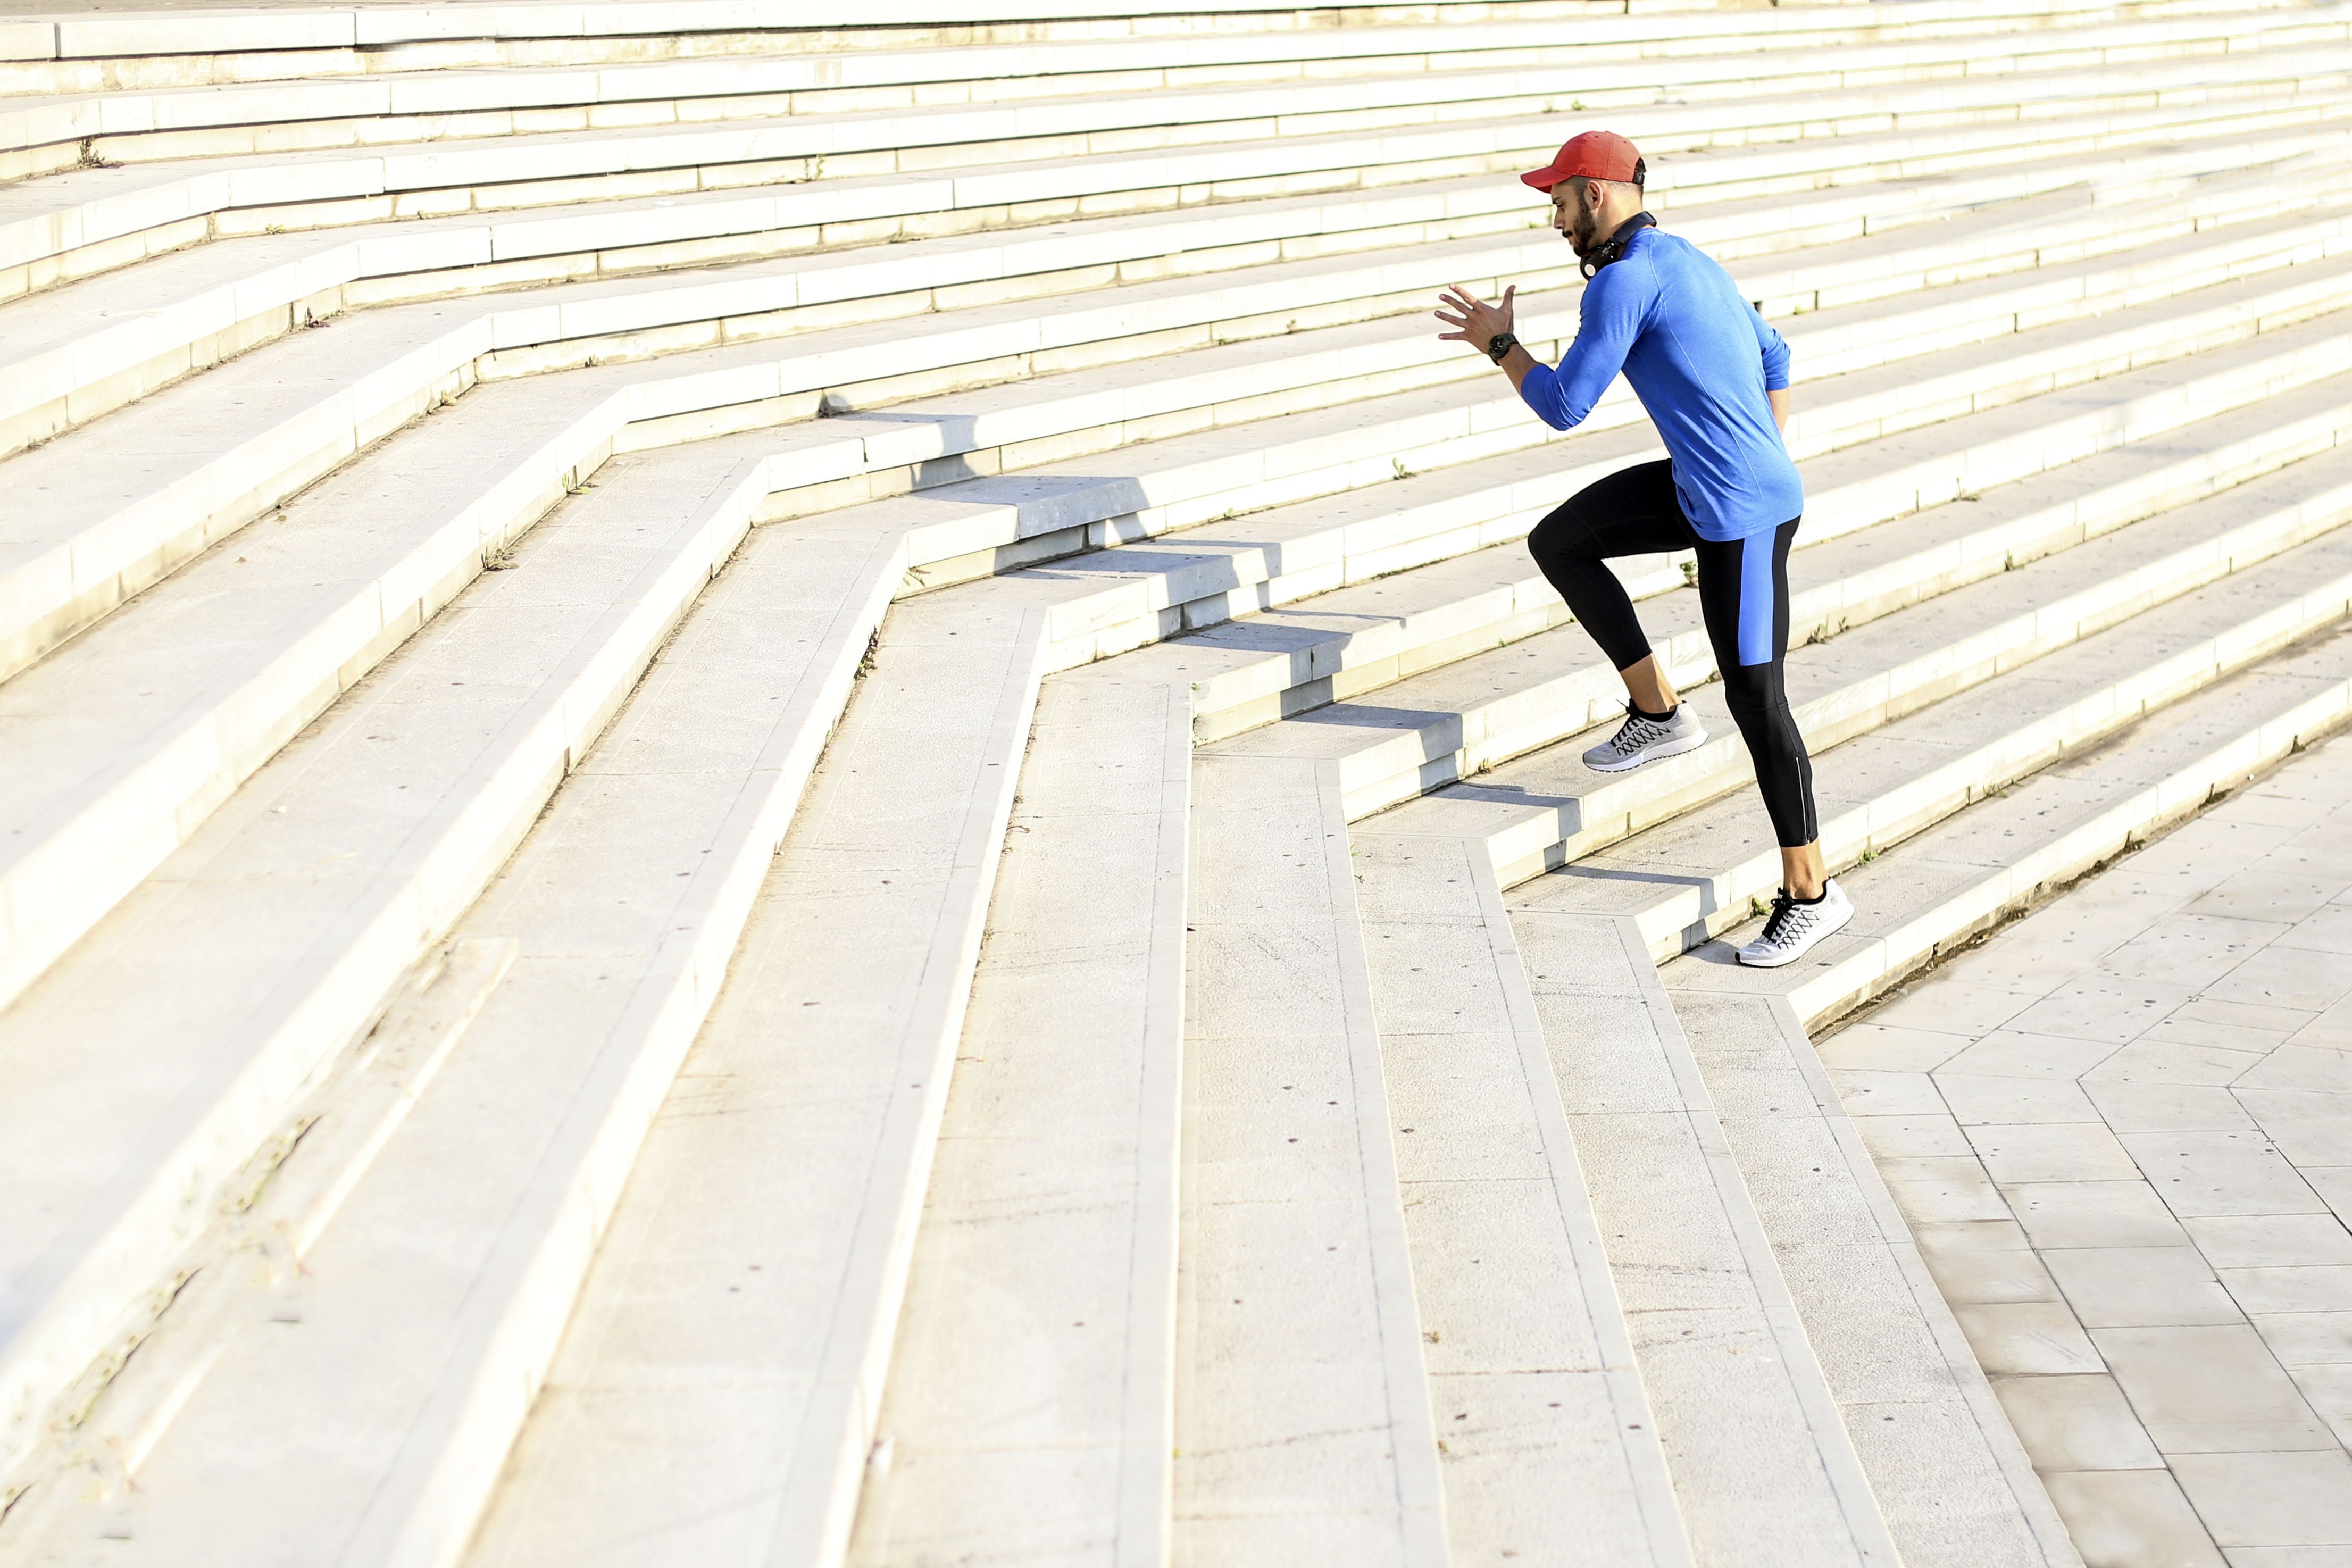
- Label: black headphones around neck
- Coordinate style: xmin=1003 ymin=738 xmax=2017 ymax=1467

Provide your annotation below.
xmin=1581 ymin=211 xmax=1658 ymax=280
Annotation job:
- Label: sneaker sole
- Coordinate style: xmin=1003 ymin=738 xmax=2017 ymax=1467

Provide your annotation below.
xmin=1734 ymin=898 xmax=1857 ymax=968
xmin=1582 ymin=728 xmax=1709 ymax=774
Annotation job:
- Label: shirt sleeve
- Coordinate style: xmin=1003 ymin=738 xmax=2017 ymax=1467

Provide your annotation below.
xmin=1516 ymin=265 xmax=1648 ymax=432
xmin=1750 ymin=303 xmax=1792 ymax=392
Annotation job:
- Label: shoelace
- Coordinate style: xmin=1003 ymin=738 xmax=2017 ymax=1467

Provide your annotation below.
xmin=1611 ymin=707 xmax=1667 ymax=754
xmin=1758 ymin=890 xmax=1815 ymax=948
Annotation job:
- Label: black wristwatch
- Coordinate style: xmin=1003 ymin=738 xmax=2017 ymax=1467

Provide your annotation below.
xmin=1484 ymin=330 xmax=1519 ymax=364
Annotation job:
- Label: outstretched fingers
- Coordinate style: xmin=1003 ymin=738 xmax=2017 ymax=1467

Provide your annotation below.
xmin=1436 ymin=283 xmax=1483 ymax=341
xmin=1436 ymin=281 xmax=1514 ymax=344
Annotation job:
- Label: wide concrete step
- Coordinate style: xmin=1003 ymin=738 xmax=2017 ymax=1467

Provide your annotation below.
xmin=1154 ymin=742 xmax=1454 ymax=1564
xmin=6 ymin=31 xmax=2344 ymax=301
xmin=837 ymin=352 xmax=2352 ymax=1568
xmin=0 ymin=572 xmax=1059 ymax=1568
xmin=0 ymin=454 xmax=903 ymax=1496
xmin=16 ymin=2 xmax=2321 ymax=177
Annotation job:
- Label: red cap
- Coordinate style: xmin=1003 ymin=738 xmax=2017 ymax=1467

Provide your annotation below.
xmin=1522 ymin=130 xmax=1642 ymax=190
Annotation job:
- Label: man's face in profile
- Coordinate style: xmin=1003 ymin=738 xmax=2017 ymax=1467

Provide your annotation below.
xmin=1551 ymin=180 xmax=1604 ymax=258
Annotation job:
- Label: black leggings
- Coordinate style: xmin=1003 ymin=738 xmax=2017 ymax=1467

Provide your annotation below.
xmin=1527 ymin=460 xmax=1819 ymax=847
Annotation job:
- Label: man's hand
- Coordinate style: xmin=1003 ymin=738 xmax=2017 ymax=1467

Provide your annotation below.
xmin=1436 ymin=283 xmax=1515 ymax=355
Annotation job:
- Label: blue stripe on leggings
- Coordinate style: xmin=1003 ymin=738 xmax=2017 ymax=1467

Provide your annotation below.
xmin=1737 ymin=530 xmax=1776 ymax=667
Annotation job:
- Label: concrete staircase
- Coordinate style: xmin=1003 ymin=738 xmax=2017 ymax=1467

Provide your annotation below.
xmin=0 ymin=1 xmax=2347 ymax=1563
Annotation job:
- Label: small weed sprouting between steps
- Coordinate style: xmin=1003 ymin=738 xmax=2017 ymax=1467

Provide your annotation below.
xmin=483 ymin=546 xmax=519 ymax=572
xmin=75 ymin=138 xmax=121 ymax=170
xmin=856 ymin=629 xmax=880 ymax=678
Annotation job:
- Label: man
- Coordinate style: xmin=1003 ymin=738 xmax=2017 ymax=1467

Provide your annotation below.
xmin=1433 ymin=130 xmax=1850 ymax=968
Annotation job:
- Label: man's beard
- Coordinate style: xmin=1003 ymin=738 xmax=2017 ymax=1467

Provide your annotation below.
xmin=1566 ymin=208 xmax=1602 ymax=258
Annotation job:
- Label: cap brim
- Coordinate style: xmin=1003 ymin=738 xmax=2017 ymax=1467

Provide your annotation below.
xmin=1520 ymin=165 xmax=1564 ymax=190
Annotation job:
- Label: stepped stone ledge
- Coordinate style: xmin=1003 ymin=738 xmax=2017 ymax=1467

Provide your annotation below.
xmin=3 ymin=1 xmax=2352 ymax=1564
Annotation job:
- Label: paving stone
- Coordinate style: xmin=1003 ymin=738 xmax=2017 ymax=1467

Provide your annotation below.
xmin=2170 ymin=1451 xmax=2352 ymax=1547
xmin=2095 ymin=1325 xmax=2338 ymax=1453
xmin=1971 ymin=1123 xmax=2147 ymax=1185
xmin=2248 ymin=1313 xmax=2352 ymax=1367
xmin=2041 ymin=1469 xmax=2228 ymax=1568
xmin=1956 ymin=1302 xmax=2111 ymax=1378
xmin=2046 ymin=1248 xmax=2249 ymax=1329
xmin=2008 ymin=1182 xmax=2191 ymax=1252
xmin=1994 ymin=1373 xmax=2168 ymax=1473
xmin=1941 ymin=1031 xmax=2130 ymax=1082
xmin=2184 ymin=1216 xmax=2352 ymax=1272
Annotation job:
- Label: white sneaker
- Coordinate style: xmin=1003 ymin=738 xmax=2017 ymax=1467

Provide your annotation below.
xmin=1735 ymin=879 xmax=1856 ymax=968
xmin=1582 ymin=703 xmax=1708 ymax=773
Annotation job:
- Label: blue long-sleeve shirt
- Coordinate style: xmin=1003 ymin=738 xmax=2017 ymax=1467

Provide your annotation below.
xmin=1518 ymin=228 xmax=1803 ymax=542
